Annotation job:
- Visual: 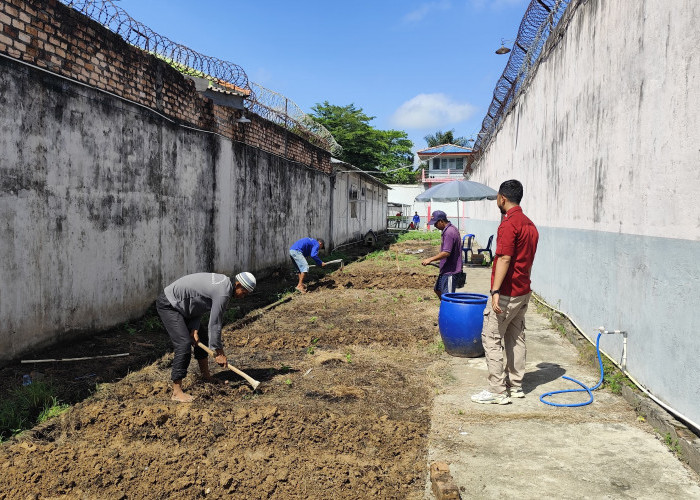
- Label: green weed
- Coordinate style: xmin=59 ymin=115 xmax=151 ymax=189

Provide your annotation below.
xmin=142 ymin=316 xmax=162 ymax=332
xmin=0 ymin=381 xmax=67 ymax=440
xmin=428 ymin=340 xmax=445 ymax=354
xmin=664 ymin=433 xmax=683 ymax=455
xmin=395 ymin=231 xmax=441 ymax=243
xmin=306 ymin=337 xmax=320 ymax=355
xmin=38 ymin=399 xmax=70 ymax=423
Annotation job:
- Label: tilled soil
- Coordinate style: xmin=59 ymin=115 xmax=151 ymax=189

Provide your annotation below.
xmin=0 ymin=241 xmax=447 ymax=499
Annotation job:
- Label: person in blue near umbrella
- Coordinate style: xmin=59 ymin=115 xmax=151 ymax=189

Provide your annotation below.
xmin=421 ymin=210 xmax=464 ymax=299
xmin=289 ymin=237 xmax=326 ymax=293
xmin=412 ymin=211 xmax=420 ymax=230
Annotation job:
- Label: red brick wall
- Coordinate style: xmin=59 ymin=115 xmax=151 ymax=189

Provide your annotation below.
xmin=0 ymin=0 xmax=331 ymax=173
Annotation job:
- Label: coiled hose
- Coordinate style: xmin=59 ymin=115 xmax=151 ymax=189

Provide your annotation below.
xmin=540 ymin=332 xmax=604 ymax=407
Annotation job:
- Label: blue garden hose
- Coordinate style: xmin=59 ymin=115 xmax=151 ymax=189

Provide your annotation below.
xmin=540 ymin=332 xmax=604 ymax=407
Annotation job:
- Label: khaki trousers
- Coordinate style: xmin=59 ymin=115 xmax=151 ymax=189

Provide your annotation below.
xmin=482 ymin=292 xmax=531 ymax=394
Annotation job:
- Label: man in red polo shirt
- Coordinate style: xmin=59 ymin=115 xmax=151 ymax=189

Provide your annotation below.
xmin=472 ymin=179 xmax=539 ymax=405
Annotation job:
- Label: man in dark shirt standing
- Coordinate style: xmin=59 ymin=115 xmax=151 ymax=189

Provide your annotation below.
xmin=472 ymin=180 xmax=539 ymax=405
xmin=421 ymin=210 xmax=463 ymax=299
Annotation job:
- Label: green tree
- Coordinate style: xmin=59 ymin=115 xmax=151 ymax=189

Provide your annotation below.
xmin=423 ymin=129 xmax=469 ymax=147
xmin=310 ymin=102 xmax=416 ymax=184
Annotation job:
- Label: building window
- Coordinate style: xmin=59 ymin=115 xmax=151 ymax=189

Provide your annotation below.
xmin=432 ymin=157 xmax=463 ymax=171
xmin=349 ymin=184 xmax=359 ymax=200
xmin=351 ymin=202 xmax=357 ymax=219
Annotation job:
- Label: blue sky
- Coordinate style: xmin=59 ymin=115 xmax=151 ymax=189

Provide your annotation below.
xmin=113 ymin=0 xmax=528 ymax=154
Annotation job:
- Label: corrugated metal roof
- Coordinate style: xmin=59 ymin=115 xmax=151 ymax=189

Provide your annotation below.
xmin=416 ymin=144 xmax=473 ymax=157
xmin=331 ymin=158 xmax=391 ymax=190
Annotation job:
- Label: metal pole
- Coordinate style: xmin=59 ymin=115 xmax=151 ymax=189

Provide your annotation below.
xmin=456 ymin=200 xmax=460 ymax=232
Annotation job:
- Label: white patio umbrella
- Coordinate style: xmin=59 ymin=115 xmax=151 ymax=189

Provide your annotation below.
xmin=415 ymin=180 xmax=497 ymax=231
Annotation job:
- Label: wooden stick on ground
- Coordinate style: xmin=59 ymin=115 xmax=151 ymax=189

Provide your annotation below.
xmin=196 ymin=342 xmax=260 ymax=390
xmin=21 ymin=353 xmax=130 ymax=363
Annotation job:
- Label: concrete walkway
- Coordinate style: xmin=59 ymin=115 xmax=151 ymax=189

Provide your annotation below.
xmin=426 ymin=266 xmax=700 ymax=499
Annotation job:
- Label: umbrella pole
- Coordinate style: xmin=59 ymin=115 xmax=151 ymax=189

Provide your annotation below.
xmin=456 ymin=200 xmax=460 ymax=232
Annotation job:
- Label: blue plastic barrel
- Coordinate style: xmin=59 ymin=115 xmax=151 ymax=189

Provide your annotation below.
xmin=438 ymin=293 xmax=488 ymax=357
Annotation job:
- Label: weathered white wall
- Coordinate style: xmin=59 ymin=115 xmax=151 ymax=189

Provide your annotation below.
xmin=331 ymin=164 xmax=388 ymax=246
xmin=0 ymin=56 xmax=330 ymax=360
xmin=470 ymin=0 xmax=700 ymax=425
xmin=215 ymin=145 xmax=331 ymax=274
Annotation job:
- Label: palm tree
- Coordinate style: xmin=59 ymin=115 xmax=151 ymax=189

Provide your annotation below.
xmin=423 ymin=129 xmax=469 ymax=147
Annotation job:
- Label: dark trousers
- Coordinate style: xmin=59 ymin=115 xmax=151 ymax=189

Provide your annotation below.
xmin=434 ymin=273 xmax=457 ymax=298
xmin=156 ymin=293 xmax=208 ymax=381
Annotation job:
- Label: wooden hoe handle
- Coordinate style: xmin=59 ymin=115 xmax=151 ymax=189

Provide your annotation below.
xmin=197 ymin=342 xmax=260 ymax=390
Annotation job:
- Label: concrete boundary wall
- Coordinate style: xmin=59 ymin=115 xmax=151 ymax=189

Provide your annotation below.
xmin=0 ymin=54 xmax=332 ymax=360
xmin=469 ymin=0 xmax=700 ymax=426
xmin=0 ymin=0 xmax=331 ymax=172
xmin=0 ymin=0 xmax=348 ymax=361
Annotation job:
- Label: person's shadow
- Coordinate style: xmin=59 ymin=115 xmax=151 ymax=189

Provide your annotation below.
xmin=522 ymin=362 xmax=566 ymax=395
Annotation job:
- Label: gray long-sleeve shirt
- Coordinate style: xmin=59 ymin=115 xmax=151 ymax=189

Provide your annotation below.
xmin=164 ymin=273 xmax=233 ymax=350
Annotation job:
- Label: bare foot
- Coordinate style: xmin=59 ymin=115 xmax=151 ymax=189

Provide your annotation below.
xmin=171 ymin=392 xmax=194 ymax=403
xmin=295 ymin=285 xmax=307 ymax=294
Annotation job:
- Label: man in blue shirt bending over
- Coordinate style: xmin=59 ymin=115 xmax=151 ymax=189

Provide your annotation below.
xmin=289 ymin=237 xmax=326 ymax=293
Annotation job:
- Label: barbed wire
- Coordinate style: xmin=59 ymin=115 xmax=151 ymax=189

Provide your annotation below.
xmin=59 ymin=0 xmax=341 ymax=154
xmin=473 ymin=0 xmax=571 ymax=154
xmin=60 ymin=0 xmax=250 ymax=93
xmin=247 ymin=82 xmax=342 ymax=155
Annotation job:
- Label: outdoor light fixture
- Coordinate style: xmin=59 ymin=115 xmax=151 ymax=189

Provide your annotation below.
xmin=236 ymin=114 xmax=251 ymax=124
xmin=495 ymin=38 xmax=512 ymax=55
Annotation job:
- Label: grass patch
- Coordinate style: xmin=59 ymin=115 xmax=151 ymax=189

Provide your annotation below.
xmin=428 ymin=339 xmax=445 ymax=355
xmin=578 ymin=335 xmax=633 ymax=395
xmin=395 ymin=231 xmax=441 ymax=244
xmin=663 ymin=432 xmax=683 ymax=456
xmin=363 ymin=249 xmax=413 ymax=262
xmin=0 ymin=381 xmax=68 ymax=441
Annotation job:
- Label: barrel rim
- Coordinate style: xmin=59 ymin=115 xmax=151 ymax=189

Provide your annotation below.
xmin=441 ymin=292 xmax=488 ymax=304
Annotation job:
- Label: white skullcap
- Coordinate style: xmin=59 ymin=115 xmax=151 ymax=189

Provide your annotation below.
xmin=235 ymin=272 xmax=256 ymax=292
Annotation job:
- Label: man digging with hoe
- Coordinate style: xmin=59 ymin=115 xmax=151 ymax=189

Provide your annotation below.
xmin=289 ymin=237 xmax=326 ymax=293
xmin=156 ymin=271 xmax=256 ymax=402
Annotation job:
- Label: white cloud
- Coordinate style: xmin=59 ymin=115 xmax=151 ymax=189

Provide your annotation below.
xmin=390 ymin=93 xmax=476 ymax=129
xmin=402 ymin=1 xmax=451 ymax=24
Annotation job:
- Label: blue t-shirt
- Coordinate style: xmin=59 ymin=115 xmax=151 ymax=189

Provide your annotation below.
xmin=290 ymin=238 xmax=322 ymax=266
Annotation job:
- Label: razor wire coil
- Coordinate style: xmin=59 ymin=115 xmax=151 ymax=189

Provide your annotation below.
xmin=473 ymin=0 xmax=571 ymax=154
xmin=59 ymin=0 xmax=340 ymax=154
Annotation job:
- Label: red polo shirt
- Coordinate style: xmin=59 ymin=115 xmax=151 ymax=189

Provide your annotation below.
xmin=490 ymin=206 xmax=539 ymax=297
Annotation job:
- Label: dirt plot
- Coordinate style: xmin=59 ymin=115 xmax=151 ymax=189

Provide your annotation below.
xmin=0 ymin=240 xmax=447 ymax=498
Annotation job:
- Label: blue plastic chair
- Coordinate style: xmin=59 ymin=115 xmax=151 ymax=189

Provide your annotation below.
xmin=477 ymin=235 xmax=494 ymax=263
xmin=462 ymin=234 xmax=475 ymax=261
